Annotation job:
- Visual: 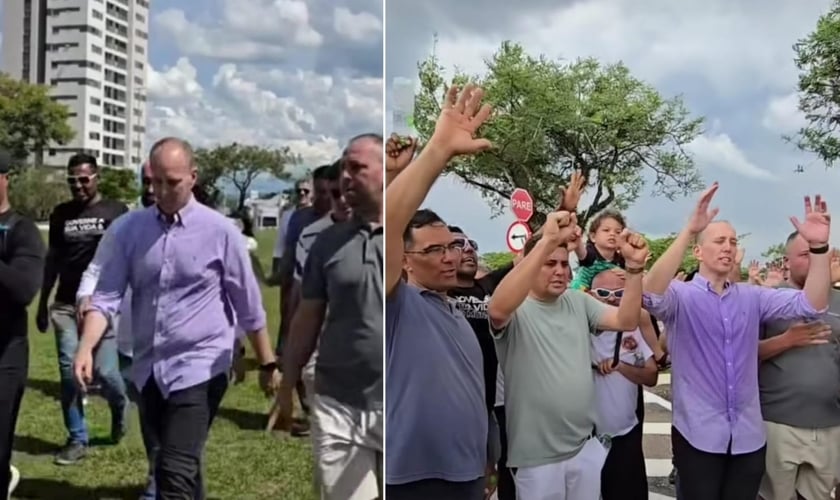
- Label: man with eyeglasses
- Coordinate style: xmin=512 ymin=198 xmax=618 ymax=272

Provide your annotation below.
xmin=0 ymin=151 xmax=45 ymax=499
xmin=588 ymin=268 xmax=657 ymax=500
xmin=274 ymin=167 xmax=333 ymax=361
xmin=386 ymin=84 xmax=494 ymax=500
xmin=36 ymin=152 xmax=130 ymax=466
xmin=446 ymin=226 xmax=512 ymax=499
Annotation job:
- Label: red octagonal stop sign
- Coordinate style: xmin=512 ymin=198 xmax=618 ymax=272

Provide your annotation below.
xmin=510 ymin=188 xmax=534 ymax=222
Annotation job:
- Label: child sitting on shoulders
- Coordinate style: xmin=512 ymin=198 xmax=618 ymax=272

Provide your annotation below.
xmin=570 ymin=209 xmax=627 ymax=291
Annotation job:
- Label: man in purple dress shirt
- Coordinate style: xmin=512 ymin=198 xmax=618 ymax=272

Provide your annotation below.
xmin=642 ymin=183 xmax=832 ymax=500
xmin=73 ymin=137 xmax=281 ymax=499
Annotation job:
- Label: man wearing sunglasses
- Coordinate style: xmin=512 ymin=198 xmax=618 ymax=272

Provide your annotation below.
xmin=274 ymin=167 xmax=334 ymax=361
xmin=0 ymin=151 xmax=46 ymax=499
xmin=446 ymin=225 xmax=513 ymax=499
xmin=291 ymin=161 xmax=352 ymax=422
xmin=588 ymin=268 xmax=657 ymax=500
xmin=36 ymin=153 xmax=130 ymax=466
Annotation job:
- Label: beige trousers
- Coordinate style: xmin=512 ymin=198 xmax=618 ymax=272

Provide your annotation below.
xmin=760 ymin=420 xmax=840 ymax=500
xmin=311 ymin=394 xmax=383 ymax=500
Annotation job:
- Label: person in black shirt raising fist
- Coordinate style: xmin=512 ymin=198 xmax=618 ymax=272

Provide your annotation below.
xmin=36 ymin=153 xmax=129 ymax=466
xmin=0 ymin=151 xmax=45 ymax=499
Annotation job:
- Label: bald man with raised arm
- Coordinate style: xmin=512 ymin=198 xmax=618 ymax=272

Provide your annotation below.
xmin=642 ymin=185 xmax=832 ymax=500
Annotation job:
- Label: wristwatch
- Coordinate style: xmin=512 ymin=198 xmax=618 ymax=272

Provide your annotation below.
xmin=259 ymin=361 xmax=278 ymax=373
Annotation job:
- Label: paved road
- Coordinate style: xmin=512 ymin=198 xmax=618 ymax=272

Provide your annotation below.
xmin=644 ymin=373 xmax=676 ymax=498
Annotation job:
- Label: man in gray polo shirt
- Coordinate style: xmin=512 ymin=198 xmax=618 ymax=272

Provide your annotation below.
xmin=385 ymin=84 xmax=494 ymax=500
xmin=757 ymin=230 xmax=840 ymax=500
xmin=279 ymin=133 xmax=384 ymax=500
xmin=488 ymin=212 xmax=650 ymax=500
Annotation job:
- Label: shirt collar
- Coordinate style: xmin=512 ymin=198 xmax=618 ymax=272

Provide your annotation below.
xmin=690 ymin=273 xmax=731 ymax=292
xmin=156 ymin=196 xmax=198 ymax=227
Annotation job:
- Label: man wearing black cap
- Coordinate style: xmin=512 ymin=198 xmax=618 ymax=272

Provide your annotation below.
xmin=0 ymin=151 xmax=46 ymax=499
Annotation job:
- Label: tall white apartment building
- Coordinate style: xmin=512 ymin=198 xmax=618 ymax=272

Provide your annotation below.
xmin=2 ymin=0 xmax=150 ymax=169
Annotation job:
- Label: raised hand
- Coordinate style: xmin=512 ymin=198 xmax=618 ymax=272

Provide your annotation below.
xmin=748 ymin=260 xmax=761 ymax=284
xmin=386 ymin=133 xmax=418 ymax=174
xmin=790 ymin=195 xmax=831 ymax=246
xmin=430 ymin=84 xmax=493 ymax=157
xmin=687 ymin=182 xmax=720 ymax=234
xmin=618 ymin=229 xmax=650 ymax=268
xmin=559 ymin=170 xmax=586 ymax=212
xmin=764 ymin=263 xmax=785 ymax=287
xmin=830 ymin=248 xmax=840 ymax=283
xmin=542 ymin=211 xmax=576 ymax=245
xmin=566 ymin=225 xmax=583 ymax=252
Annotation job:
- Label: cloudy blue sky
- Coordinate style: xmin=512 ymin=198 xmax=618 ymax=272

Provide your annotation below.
xmin=0 ymin=0 xmax=383 ymax=177
xmin=386 ymin=0 xmax=838 ymax=260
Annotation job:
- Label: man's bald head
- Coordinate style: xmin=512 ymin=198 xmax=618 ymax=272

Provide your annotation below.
xmin=149 ymin=137 xmax=195 ymax=173
xmin=148 ymin=137 xmax=198 ymax=215
xmin=693 ymin=220 xmax=738 ymax=277
xmin=591 ymin=268 xmax=625 ymax=290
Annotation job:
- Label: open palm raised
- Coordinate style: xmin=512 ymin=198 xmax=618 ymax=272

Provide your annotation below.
xmin=430 ymin=84 xmax=493 ymax=157
xmin=790 ymin=194 xmax=830 ymax=246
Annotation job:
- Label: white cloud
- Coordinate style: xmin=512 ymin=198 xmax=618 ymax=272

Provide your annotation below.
xmin=686 ymin=133 xmax=777 ymax=181
xmin=763 ymin=92 xmax=808 ymax=133
xmin=386 ymin=0 xmax=840 ymax=261
xmin=333 ymin=7 xmax=382 ymax=42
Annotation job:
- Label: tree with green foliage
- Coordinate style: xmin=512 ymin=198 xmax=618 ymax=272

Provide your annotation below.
xmin=482 ymin=251 xmax=515 ymax=270
xmin=8 ymin=168 xmax=69 ymax=221
xmin=413 ymin=41 xmax=705 ymax=230
xmin=762 ymin=242 xmax=787 ymax=263
xmin=0 ymin=73 xmax=75 ymax=164
xmin=645 ymin=234 xmax=699 ymax=272
xmin=98 ymin=167 xmax=139 ymax=205
xmin=791 ymin=0 xmax=840 ymax=166
xmin=194 ymin=142 xmax=299 ymax=212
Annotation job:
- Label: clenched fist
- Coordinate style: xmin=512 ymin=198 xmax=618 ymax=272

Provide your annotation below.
xmin=618 ymin=229 xmax=650 ymax=268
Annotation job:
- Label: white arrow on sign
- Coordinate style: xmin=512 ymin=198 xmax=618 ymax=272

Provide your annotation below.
xmin=506 ymin=221 xmax=532 ymax=253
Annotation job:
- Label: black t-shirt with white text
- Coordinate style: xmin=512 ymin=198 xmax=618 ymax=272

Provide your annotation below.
xmin=48 ymin=198 xmax=128 ymax=304
xmin=449 ymin=263 xmax=514 ymax=411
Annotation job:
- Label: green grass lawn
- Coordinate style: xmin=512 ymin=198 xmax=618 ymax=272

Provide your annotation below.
xmin=11 ymin=229 xmax=315 ymax=500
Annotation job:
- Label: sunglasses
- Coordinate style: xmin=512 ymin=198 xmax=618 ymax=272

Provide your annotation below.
xmin=592 ymin=288 xmax=624 ymax=300
xmin=296 ymin=188 xmax=310 ymax=196
xmin=66 ymin=174 xmax=97 ymax=186
xmin=454 ymin=237 xmax=479 ymax=253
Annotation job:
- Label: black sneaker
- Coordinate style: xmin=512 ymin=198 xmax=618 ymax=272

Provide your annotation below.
xmin=668 ymin=467 xmax=677 ymax=485
xmin=54 ymin=441 xmax=87 ymax=465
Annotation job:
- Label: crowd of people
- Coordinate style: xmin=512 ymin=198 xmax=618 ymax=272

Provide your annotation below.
xmin=0 ymin=132 xmax=384 ymax=500
xmin=385 ymin=84 xmax=840 ymax=500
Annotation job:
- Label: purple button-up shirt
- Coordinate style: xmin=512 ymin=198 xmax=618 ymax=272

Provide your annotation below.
xmin=91 ymin=197 xmax=267 ymax=397
xmin=643 ymin=274 xmax=823 ymax=454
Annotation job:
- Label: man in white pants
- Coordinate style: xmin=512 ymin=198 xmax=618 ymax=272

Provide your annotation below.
xmin=488 ymin=211 xmax=650 ymax=500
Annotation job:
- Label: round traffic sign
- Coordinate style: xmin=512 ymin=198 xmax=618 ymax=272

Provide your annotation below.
xmin=506 ymin=221 xmax=532 ymax=253
xmin=510 ymin=188 xmax=534 ymax=222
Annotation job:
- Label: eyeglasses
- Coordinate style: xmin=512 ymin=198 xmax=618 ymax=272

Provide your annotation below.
xmin=592 ymin=288 xmax=624 ymax=300
xmin=454 ymin=237 xmax=479 ymax=253
xmin=66 ymin=174 xmax=97 ymax=186
xmin=405 ymin=239 xmax=465 ymax=257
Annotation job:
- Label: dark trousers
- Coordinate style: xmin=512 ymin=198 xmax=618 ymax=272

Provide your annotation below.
xmin=601 ymin=422 xmax=648 ymax=500
xmin=140 ymin=373 xmax=227 ymax=500
xmin=0 ymin=336 xmax=27 ymax=498
xmin=672 ymin=427 xmax=766 ymax=500
xmin=386 ymin=478 xmax=484 ymax=500
xmin=493 ymin=405 xmax=515 ymax=500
